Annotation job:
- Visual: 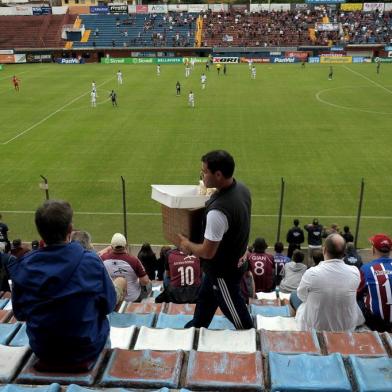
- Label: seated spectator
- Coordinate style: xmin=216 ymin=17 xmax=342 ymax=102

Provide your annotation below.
xmin=343 ymin=242 xmax=362 ymax=269
xmin=31 ymin=240 xmax=39 ymax=250
xmin=341 ymin=225 xmax=354 ymax=243
xmin=273 ymin=242 xmax=290 ymax=285
xmin=100 ymin=233 xmax=151 ymax=302
xmin=292 ymin=234 xmax=364 ymax=331
xmin=358 ymin=234 xmax=392 ymax=332
xmin=10 ymin=239 xmax=29 ymax=259
xmin=156 ymin=245 xmax=171 ymax=281
xmin=137 ymin=243 xmax=157 ymax=280
xmin=247 ymin=237 xmax=275 ymax=293
xmin=7 ymin=200 xmax=117 ymax=371
xmin=156 ymin=248 xmax=202 ymax=303
xmin=0 ymin=242 xmax=13 ymax=291
xmin=312 ymin=248 xmax=324 ymax=266
xmin=279 ymin=250 xmax=307 ymax=293
xmin=70 ymin=230 xmax=94 ymax=251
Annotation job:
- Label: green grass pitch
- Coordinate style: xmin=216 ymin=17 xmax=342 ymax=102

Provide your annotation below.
xmin=0 ymin=62 xmax=391 ymax=247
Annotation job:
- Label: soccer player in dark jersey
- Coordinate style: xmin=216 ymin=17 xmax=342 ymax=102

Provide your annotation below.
xmin=376 ymin=61 xmax=380 ymax=74
xmin=176 ymin=81 xmax=181 ymax=96
xmin=12 ymin=76 xmax=20 ymax=91
xmin=328 ymin=66 xmax=333 ymax=81
xmin=109 ymin=90 xmax=117 ymax=106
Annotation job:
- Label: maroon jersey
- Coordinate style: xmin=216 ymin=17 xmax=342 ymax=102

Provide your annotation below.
xmin=247 ymin=252 xmax=275 ymax=292
xmin=167 ymin=249 xmax=201 ymax=288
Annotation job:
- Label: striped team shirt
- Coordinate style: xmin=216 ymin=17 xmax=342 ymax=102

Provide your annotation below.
xmin=359 ymin=257 xmax=392 ymax=323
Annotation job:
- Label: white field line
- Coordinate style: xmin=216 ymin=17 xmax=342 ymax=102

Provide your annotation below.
xmin=1 ymin=77 xmax=114 ymax=145
xmin=2 ymin=210 xmax=392 ymax=220
xmin=343 ymin=65 xmax=392 ymax=95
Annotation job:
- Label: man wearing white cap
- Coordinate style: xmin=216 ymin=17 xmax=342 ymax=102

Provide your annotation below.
xmin=100 ymin=233 xmax=151 ymax=302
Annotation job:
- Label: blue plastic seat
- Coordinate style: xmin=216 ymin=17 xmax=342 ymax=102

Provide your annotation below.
xmin=0 ymin=323 xmax=21 ymax=345
xmin=0 ymin=384 xmax=60 ymax=392
xmin=250 ymin=304 xmax=291 ymax=317
xmin=108 ymin=312 xmax=155 ymax=328
xmin=155 ymin=313 xmax=192 ymax=329
xmin=269 ymin=352 xmax=352 ymax=391
xmin=349 ymin=355 xmax=392 ymax=392
xmin=8 ymin=323 xmax=28 ymax=347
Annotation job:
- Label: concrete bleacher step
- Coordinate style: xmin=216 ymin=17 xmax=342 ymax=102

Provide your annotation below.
xmin=0 ymin=345 xmax=30 ymax=383
xmin=250 ymin=304 xmax=291 ymax=317
xmin=100 ymin=348 xmax=183 ymax=389
xmin=348 ymin=355 xmax=392 ymax=392
xmin=256 ymin=315 xmax=300 ymax=331
xmin=108 ymin=312 xmax=155 ymax=328
xmin=135 ymin=326 xmax=195 ymax=351
xmin=15 ymin=351 xmax=105 ymax=386
xmin=110 ymin=325 xmax=136 ymax=349
xmin=197 ymin=328 xmax=256 ymax=353
xmin=260 ymin=330 xmax=321 ymax=355
xmin=322 ymin=331 xmax=387 ymax=356
xmin=269 ymin=352 xmax=352 ymax=391
xmin=185 ymin=350 xmax=264 ymax=391
xmin=0 ymin=310 xmax=12 ymax=323
xmin=0 ymin=384 xmax=61 ymax=392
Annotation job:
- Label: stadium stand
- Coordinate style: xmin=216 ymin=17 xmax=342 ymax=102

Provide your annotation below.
xmin=73 ymin=13 xmax=197 ymax=48
xmin=0 ymin=15 xmax=76 ymax=49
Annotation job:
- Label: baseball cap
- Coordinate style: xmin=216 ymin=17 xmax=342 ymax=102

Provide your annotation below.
xmin=111 ymin=233 xmax=126 ymax=249
xmin=369 ymin=234 xmax=392 ymax=252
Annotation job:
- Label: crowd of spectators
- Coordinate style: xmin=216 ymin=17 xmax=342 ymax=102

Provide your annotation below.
xmin=0 ymin=204 xmax=390 ymax=373
xmin=199 ymin=8 xmax=392 ymax=47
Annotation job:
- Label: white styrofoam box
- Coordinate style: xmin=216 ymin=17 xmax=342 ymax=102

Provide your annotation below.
xmin=197 ymin=328 xmax=256 ymax=353
xmin=256 ymin=315 xmax=301 ymax=331
xmin=134 ymin=326 xmax=195 ymax=351
xmin=110 ymin=325 xmax=136 ymax=349
xmin=151 ymin=185 xmax=210 ymax=209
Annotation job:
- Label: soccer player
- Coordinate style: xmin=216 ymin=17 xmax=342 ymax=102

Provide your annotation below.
xmin=201 ymin=73 xmax=207 ymax=89
xmin=185 ymin=64 xmax=191 ymax=78
xmin=206 ymin=61 xmax=210 ymax=71
xmin=223 ymin=64 xmax=227 ymax=75
xmin=301 ymin=60 xmax=305 ymax=68
xmin=328 ymin=66 xmax=333 ymax=81
xmin=248 ymin=59 xmax=253 ymax=70
xmin=117 ymin=70 xmax=123 ymax=85
xmin=176 ymin=81 xmax=181 ymax=96
xmin=92 ymin=81 xmax=97 ymax=96
xmin=190 ymin=58 xmax=195 ymax=70
xmin=157 ymin=64 xmax=161 ymax=76
xmin=90 ymin=90 xmax=97 ymax=108
xmin=216 ymin=63 xmax=221 ymax=75
xmin=188 ymin=91 xmax=195 ymax=108
xmin=109 ymin=90 xmax=118 ymax=107
xmin=12 ymin=75 xmax=20 ymax=91
xmin=376 ymin=61 xmax=380 ymax=74
xmin=251 ymin=65 xmax=256 ymax=79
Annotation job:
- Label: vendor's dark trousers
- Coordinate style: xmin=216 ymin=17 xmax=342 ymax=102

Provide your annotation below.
xmin=184 ymin=273 xmax=253 ymax=329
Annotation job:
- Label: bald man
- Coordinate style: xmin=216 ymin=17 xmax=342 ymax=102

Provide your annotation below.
xmin=292 ymin=234 xmax=364 ymax=331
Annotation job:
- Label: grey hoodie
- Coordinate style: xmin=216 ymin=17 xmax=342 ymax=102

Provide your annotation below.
xmin=279 ymin=261 xmax=307 ymax=293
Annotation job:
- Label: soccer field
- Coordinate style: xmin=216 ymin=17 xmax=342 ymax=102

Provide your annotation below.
xmin=0 ymin=62 xmax=391 ymax=247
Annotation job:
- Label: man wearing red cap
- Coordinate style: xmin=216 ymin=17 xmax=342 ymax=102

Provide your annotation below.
xmin=358 ymin=234 xmax=392 ymax=332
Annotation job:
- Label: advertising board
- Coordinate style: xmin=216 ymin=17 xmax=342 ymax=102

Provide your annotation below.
xmin=320 ymin=56 xmax=352 ymax=64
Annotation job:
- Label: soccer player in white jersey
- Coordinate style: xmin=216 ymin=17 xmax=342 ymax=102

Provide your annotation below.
xmin=251 ymin=65 xmax=256 ymax=79
xmin=117 ymin=70 xmax=123 ymax=85
xmin=92 ymin=81 xmax=97 ymax=96
xmin=201 ymin=73 xmax=207 ymax=89
xmin=185 ymin=64 xmax=191 ymax=78
xmin=90 ymin=90 xmax=97 ymax=107
xmin=248 ymin=59 xmax=253 ymax=70
xmin=157 ymin=64 xmax=161 ymax=76
xmin=188 ymin=91 xmax=195 ymax=108
xmin=190 ymin=58 xmax=195 ymax=69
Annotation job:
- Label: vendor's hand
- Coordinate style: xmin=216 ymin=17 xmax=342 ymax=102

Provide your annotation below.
xmin=177 ymin=233 xmax=191 ymax=254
